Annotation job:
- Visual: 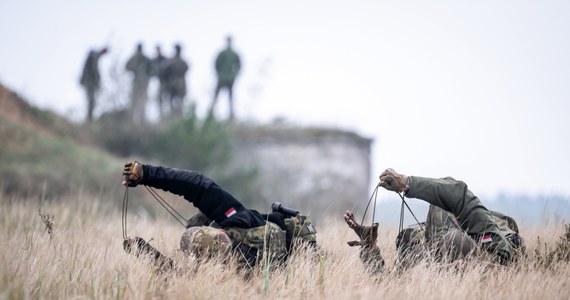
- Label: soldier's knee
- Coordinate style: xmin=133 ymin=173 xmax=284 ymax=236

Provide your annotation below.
xmin=439 ymin=229 xmax=478 ymax=261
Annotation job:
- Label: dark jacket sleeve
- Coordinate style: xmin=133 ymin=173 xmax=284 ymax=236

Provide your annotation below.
xmin=141 ymin=164 xmax=213 ymax=203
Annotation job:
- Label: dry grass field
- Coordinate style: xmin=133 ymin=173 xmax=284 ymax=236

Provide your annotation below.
xmin=1 ymin=193 xmax=569 ymax=300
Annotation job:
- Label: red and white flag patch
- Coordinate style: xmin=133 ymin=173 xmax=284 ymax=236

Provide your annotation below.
xmin=225 ymin=207 xmax=237 ymax=218
xmin=481 ymin=234 xmax=493 ymax=243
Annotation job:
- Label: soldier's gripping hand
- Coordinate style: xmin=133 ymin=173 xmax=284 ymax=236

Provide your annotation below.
xmin=379 ymin=168 xmax=409 ymax=193
xmin=122 ymin=161 xmax=144 ymax=187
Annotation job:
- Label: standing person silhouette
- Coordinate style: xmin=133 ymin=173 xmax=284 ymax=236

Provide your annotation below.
xmin=79 ymin=47 xmax=108 ymax=122
xmin=125 ymin=43 xmax=152 ymax=124
xmin=210 ymin=36 xmax=241 ymax=120
xmin=150 ymin=45 xmax=169 ymax=120
xmin=163 ymin=44 xmax=189 ymax=118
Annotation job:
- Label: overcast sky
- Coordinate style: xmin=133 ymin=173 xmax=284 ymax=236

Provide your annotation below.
xmin=1 ymin=0 xmax=569 ymax=199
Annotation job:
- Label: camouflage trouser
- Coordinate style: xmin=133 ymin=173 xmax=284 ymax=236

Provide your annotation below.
xmin=224 ymin=221 xmax=287 ymax=267
xmin=180 ymin=226 xmax=233 ymax=261
xmin=284 ymin=214 xmax=317 ymax=247
xmin=424 ymin=205 xmax=479 ymax=262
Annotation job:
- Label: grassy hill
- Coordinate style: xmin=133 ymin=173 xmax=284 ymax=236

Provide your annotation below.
xmin=0 ymin=82 xmax=122 ymax=197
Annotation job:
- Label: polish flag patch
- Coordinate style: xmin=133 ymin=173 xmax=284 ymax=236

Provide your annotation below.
xmin=481 ymin=234 xmax=493 ymax=243
xmin=225 ymin=207 xmax=237 ymax=218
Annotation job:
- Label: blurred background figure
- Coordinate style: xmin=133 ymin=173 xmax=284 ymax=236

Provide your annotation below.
xmin=79 ymin=47 xmax=108 ymax=123
xmin=125 ymin=43 xmax=152 ymax=124
xmin=210 ymin=35 xmax=241 ymax=120
xmin=150 ymin=45 xmax=169 ymax=120
xmin=162 ymin=44 xmax=189 ymax=119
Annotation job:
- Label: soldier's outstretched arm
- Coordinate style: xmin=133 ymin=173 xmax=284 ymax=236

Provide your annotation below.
xmin=122 ymin=161 xmax=214 ymax=202
xmin=122 ymin=161 xmax=249 ymax=224
xmin=380 ymin=168 xmax=494 ymax=236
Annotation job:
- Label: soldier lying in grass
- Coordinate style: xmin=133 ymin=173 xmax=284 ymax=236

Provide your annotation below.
xmin=121 ymin=161 xmax=319 ymax=273
xmin=345 ymin=168 xmax=525 ymax=274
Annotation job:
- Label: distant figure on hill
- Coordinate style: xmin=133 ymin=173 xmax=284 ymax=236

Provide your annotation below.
xmin=150 ymin=45 xmax=169 ymax=120
xmin=162 ymin=44 xmax=189 ymax=119
xmin=126 ymin=43 xmax=152 ymax=124
xmin=210 ymin=35 xmax=241 ymax=120
xmin=79 ymin=47 xmax=108 ymax=122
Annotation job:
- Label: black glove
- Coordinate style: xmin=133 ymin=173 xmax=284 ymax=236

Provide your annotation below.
xmin=122 ymin=161 xmax=143 ymax=187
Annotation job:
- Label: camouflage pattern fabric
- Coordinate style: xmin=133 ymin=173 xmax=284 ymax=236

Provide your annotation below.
xmin=424 ymin=205 xmax=478 ymax=262
xmin=490 ymin=210 xmax=525 ymax=258
xmin=395 ymin=226 xmax=427 ymax=269
xmin=224 ymin=222 xmax=287 ymax=265
xmin=284 ymin=214 xmax=317 ymax=245
xmin=491 ymin=210 xmax=519 ymax=234
xmin=180 ymin=226 xmax=232 ymax=260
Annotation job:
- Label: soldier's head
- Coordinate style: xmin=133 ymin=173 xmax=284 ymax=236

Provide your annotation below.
xmin=136 ymin=43 xmax=143 ymax=52
xmin=226 ymin=35 xmax=233 ymax=47
xmin=155 ymin=45 xmax=162 ymax=55
xmin=174 ymin=44 xmax=182 ymax=56
xmin=180 ymin=226 xmax=232 ymax=261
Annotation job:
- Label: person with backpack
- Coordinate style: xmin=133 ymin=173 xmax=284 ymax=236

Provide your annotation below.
xmin=121 ymin=161 xmax=319 ymax=272
xmin=344 ymin=168 xmax=525 ymax=274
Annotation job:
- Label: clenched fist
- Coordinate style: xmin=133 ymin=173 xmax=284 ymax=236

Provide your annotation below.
xmin=122 ymin=161 xmax=143 ymax=187
xmin=379 ymin=168 xmax=409 ymax=193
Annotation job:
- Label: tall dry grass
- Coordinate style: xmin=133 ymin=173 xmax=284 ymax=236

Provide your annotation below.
xmin=1 ymin=193 xmax=568 ymax=300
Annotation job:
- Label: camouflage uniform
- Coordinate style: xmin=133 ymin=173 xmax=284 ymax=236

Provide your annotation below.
xmin=123 ymin=162 xmax=318 ymax=271
xmin=126 ymin=44 xmax=152 ymax=124
xmin=185 ymin=211 xmax=318 ymax=268
xmin=163 ymin=45 xmax=189 ymax=118
xmin=349 ymin=176 xmax=525 ymax=273
xmin=79 ymin=48 xmax=106 ymax=122
xmin=210 ymin=36 xmax=241 ymax=119
xmin=180 ymin=226 xmax=233 ymax=261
